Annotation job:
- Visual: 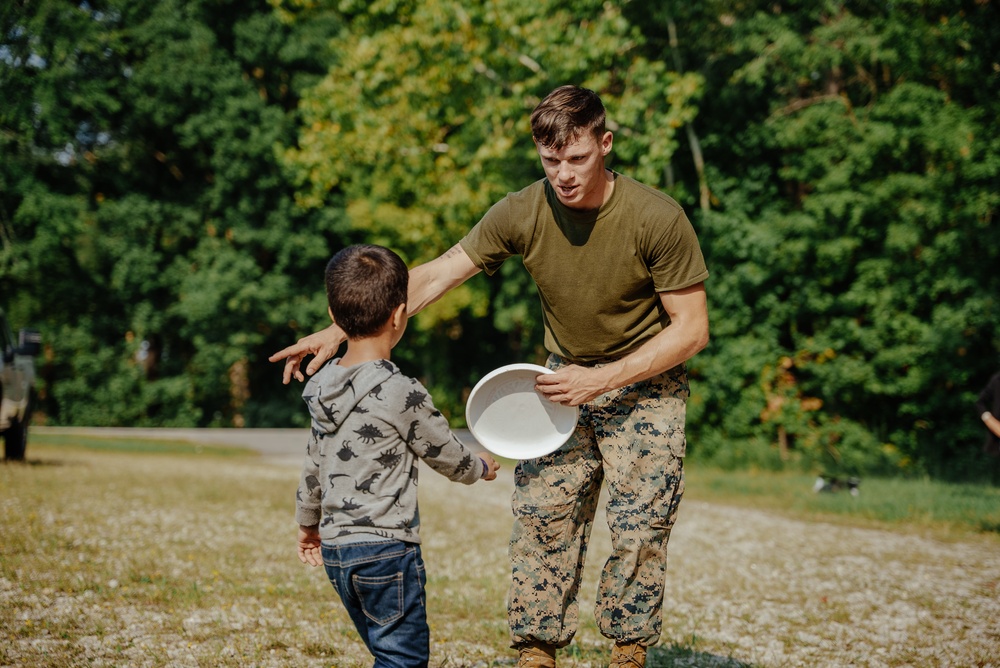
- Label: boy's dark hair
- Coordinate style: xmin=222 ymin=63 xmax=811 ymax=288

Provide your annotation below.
xmin=530 ymin=85 xmax=606 ymax=149
xmin=325 ymin=245 xmax=408 ymax=339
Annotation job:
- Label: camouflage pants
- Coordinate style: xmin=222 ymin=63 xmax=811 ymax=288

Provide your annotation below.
xmin=507 ymin=354 xmax=688 ymax=649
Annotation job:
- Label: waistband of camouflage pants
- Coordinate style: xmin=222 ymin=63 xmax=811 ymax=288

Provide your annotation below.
xmin=549 ymin=352 xmax=630 ymax=368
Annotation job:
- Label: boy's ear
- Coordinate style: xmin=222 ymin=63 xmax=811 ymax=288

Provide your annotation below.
xmin=391 ymin=303 xmax=407 ymax=329
xmin=328 ymin=306 xmax=336 ymax=323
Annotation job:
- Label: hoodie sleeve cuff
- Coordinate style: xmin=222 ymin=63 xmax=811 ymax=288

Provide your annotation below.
xmin=295 ymin=507 xmax=321 ymax=527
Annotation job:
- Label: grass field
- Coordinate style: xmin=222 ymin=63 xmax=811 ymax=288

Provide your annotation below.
xmin=2 ymin=434 xmax=999 ymax=667
xmin=683 ymin=466 xmax=1000 ymax=540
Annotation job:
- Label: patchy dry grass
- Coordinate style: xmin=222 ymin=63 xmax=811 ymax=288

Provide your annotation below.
xmin=2 ymin=439 xmax=999 ymax=667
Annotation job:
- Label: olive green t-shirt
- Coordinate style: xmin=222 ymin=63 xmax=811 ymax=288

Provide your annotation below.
xmin=459 ymin=173 xmax=709 ymax=362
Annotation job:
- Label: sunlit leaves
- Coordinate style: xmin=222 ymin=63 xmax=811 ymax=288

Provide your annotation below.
xmin=282 ymin=0 xmax=704 ymax=344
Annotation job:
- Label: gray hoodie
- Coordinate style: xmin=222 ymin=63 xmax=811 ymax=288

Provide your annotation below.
xmin=295 ymin=358 xmax=485 ymax=544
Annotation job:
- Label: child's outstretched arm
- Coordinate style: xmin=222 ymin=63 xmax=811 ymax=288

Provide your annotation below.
xmin=297 ymin=524 xmax=322 ymax=567
xmin=478 ymin=451 xmax=500 ymax=481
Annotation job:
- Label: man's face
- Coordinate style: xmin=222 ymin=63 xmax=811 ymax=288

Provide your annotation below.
xmin=535 ymin=130 xmax=613 ymax=210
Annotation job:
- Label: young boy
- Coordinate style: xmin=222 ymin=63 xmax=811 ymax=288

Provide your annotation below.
xmin=295 ymin=244 xmax=500 ymax=668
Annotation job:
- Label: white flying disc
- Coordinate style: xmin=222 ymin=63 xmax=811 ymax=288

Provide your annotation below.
xmin=466 ymin=363 xmax=579 ymax=459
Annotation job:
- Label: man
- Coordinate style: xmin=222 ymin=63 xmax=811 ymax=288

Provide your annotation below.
xmin=271 ymin=85 xmax=710 ymax=668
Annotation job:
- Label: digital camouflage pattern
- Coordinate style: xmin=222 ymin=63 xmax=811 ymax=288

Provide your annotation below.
xmin=508 ymin=354 xmax=688 ymax=648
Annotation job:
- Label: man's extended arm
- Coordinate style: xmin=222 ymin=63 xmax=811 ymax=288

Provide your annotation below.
xmin=269 ymin=244 xmax=481 ymax=383
xmin=534 ymin=282 xmax=709 ymax=406
xmin=406 ymin=243 xmax=482 ymax=314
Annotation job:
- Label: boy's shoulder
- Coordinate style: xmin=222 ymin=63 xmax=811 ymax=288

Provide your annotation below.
xmin=306 ymin=358 xmax=399 ymax=383
xmin=303 ymin=359 xmax=431 ymax=405
xmin=379 ymin=366 xmax=434 ymax=402
xmin=364 ymin=366 xmax=440 ymax=415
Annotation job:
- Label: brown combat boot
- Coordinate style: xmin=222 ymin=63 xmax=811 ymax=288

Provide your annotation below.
xmin=517 ymin=641 xmax=556 ymax=668
xmin=609 ymin=641 xmax=647 ymax=668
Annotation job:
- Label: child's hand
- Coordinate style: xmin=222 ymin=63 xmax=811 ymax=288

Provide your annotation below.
xmin=478 ymin=452 xmax=500 ymax=481
xmin=297 ymin=525 xmax=322 ymax=567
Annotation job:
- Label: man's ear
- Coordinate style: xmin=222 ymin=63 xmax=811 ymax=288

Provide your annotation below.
xmin=601 ymin=130 xmax=614 ymax=156
xmin=328 ymin=306 xmax=336 ymax=323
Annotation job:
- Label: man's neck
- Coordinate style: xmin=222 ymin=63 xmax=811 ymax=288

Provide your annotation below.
xmin=561 ymin=169 xmax=616 ymax=212
xmin=600 ymin=168 xmax=616 ymax=206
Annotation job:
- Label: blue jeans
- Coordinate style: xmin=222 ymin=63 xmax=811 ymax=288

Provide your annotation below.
xmin=322 ymin=540 xmax=429 ymax=668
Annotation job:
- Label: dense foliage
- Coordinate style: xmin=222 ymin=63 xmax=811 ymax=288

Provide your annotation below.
xmin=667 ymin=0 xmax=1000 ymax=480
xmin=1 ymin=0 xmax=338 ymax=426
xmin=2 ymin=0 xmax=997 ymax=480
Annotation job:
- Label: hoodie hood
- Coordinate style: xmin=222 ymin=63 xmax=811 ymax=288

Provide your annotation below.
xmin=302 ymin=358 xmax=399 ymax=432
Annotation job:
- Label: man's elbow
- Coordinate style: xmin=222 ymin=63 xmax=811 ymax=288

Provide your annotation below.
xmin=691 ymin=322 xmax=710 ymax=356
xmin=694 ymin=332 xmax=710 ymax=356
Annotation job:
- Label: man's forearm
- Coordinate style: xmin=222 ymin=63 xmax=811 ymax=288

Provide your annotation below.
xmin=598 ymin=320 xmax=709 ymax=391
xmin=407 ymin=244 xmax=480 ymax=316
xmin=597 ymin=284 xmax=710 ymax=391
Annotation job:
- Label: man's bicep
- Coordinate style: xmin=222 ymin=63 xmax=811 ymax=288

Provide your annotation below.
xmin=659 ymin=282 xmax=709 ymax=331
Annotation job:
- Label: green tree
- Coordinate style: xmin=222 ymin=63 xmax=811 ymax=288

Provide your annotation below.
xmin=647 ymin=1 xmax=1000 ymax=479
xmin=1 ymin=0 xmax=339 ymax=427
xmin=4 ymin=0 xmax=997 ymax=482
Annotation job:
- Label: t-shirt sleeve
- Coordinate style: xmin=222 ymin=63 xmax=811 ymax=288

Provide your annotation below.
xmin=644 ymin=205 xmax=709 ymax=292
xmin=460 ymin=196 xmax=520 ymax=276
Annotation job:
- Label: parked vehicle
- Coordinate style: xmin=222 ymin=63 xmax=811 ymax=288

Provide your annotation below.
xmin=0 ymin=308 xmax=40 ymax=461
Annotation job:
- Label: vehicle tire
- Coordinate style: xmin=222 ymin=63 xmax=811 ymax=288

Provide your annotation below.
xmin=4 ymin=417 xmax=27 ymax=461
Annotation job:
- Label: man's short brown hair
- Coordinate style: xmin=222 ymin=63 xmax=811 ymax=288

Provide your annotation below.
xmin=530 ymin=85 xmax=606 ymax=149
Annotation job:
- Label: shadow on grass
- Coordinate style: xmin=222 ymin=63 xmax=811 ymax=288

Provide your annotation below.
xmin=649 ymin=644 xmax=755 ymax=667
xmin=499 ymin=642 xmax=756 ymax=668
xmin=29 ymin=433 xmax=254 ymax=458
xmin=2 ymin=457 xmax=74 ymax=467
xmin=977 ymin=519 xmax=1000 ymax=534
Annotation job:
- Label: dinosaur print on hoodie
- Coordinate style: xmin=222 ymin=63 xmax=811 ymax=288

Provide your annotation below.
xmin=295 ymin=358 xmax=485 ymax=545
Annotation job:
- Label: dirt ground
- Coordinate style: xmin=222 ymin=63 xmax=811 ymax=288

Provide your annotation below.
xmin=427 ymin=447 xmax=1000 ymax=667
xmin=26 ymin=427 xmax=1000 ymax=667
